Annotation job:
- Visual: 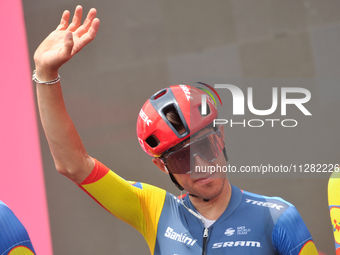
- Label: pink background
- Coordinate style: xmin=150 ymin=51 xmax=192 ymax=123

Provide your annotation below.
xmin=1 ymin=0 xmax=336 ymax=254
xmin=0 ymin=0 xmax=52 ymax=254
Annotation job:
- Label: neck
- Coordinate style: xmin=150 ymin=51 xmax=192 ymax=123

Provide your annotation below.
xmin=189 ymin=180 xmax=232 ymax=221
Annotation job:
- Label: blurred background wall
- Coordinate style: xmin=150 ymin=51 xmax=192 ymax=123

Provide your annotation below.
xmin=0 ymin=1 xmax=52 ymax=254
xmin=22 ymin=0 xmax=340 ymax=254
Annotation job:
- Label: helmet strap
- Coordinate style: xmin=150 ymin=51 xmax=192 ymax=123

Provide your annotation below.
xmin=169 ymin=172 xmax=184 ymax=191
xmin=189 ymin=193 xmax=210 ymax=202
xmin=169 ymin=173 xmax=210 ymax=202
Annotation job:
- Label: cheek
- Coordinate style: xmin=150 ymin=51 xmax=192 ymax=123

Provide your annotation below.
xmin=173 ymin=173 xmax=192 ymax=186
xmin=215 ymin=149 xmax=227 ymax=164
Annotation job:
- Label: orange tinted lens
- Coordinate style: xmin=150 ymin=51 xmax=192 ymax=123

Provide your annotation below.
xmin=167 ymin=146 xmax=191 ymax=174
xmin=190 ymin=133 xmax=224 ymax=161
xmin=167 ymin=132 xmax=224 ymax=174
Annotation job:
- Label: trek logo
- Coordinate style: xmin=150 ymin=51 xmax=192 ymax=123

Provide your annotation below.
xmin=212 ymin=241 xmax=261 ymax=248
xmin=245 ymin=199 xmax=284 ymax=211
xmin=224 ymin=228 xmax=235 ymax=236
xmin=179 ymin=85 xmax=192 ymax=101
xmin=139 ymin=109 xmax=152 ymax=126
xmin=164 ymin=227 xmax=197 ymax=246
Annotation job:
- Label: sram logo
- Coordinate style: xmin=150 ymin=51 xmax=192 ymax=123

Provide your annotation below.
xmin=212 ymin=241 xmax=261 ymax=248
xmin=245 ymin=198 xmax=284 ymax=211
xmin=224 ymin=228 xmax=235 ymax=236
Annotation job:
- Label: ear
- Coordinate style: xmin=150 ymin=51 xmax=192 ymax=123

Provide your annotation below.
xmin=152 ymin=158 xmax=169 ymax=174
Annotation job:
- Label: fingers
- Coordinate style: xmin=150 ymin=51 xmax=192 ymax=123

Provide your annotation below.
xmin=52 ymin=6 xmax=99 ymax=56
xmin=74 ymin=8 xmax=98 ymax=38
xmin=56 ymin=10 xmax=70 ymax=30
xmin=60 ymin=32 xmax=74 ymax=58
xmin=67 ymin=5 xmax=83 ymax=32
xmin=72 ymin=18 xmax=100 ymax=55
xmin=83 ymin=18 xmax=100 ymax=40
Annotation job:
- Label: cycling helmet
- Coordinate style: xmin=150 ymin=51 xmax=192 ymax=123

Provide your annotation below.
xmin=137 ymin=85 xmax=217 ymax=157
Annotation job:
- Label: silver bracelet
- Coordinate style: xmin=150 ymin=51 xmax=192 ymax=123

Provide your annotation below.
xmin=32 ymin=70 xmax=60 ymax=85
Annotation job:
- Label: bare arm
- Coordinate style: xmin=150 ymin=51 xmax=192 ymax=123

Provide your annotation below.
xmin=34 ymin=6 xmax=100 ymax=184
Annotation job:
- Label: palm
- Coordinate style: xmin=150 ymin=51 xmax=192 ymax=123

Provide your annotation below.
xmin=35 ymin=30 xmax=71 ymax=69
xmin=34 ymin=6 xmax=100 ymax=71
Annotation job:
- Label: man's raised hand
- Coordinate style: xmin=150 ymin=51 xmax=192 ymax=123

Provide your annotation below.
xmin=34 ymin=5 xmax=100 ymax=81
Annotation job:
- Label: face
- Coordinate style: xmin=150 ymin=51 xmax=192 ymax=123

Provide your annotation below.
xmin=154 ymin=125 xmax=228 ymax=201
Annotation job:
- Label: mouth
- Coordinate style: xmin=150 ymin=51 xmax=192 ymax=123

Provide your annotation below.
xmin=192 ymin=172 xmax=216 ymax=183
xmin=194 ymin=178 xmax=212 ymax=184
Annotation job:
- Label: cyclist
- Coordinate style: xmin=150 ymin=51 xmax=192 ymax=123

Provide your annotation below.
xmin=33 ymin=6 xmax=318 ymax=254
xmin=0 ymin=201 xmax=36 ymax=255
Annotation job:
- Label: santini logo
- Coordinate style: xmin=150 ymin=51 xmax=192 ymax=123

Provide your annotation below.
xmin=164 ymin=227 xmax=197 ymax=246
xmin=212 ymin=241 xmax=261 ymax=248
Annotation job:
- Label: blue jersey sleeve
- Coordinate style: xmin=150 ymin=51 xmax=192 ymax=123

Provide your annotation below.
xmin=0 ymin=201 xmax=36 ymax=255
xmin=272 ymin=206 xmax=317 ymax=255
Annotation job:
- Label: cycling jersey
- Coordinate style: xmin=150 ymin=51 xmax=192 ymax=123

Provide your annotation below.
xmin=0 ymin=201 xmax=36 ymax=255
xmin=79 ymin=159 xmax=318 ymax=255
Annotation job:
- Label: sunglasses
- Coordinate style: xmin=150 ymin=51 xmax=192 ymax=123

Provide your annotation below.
xmin=160 ymin=130 xmax=225 ymax=174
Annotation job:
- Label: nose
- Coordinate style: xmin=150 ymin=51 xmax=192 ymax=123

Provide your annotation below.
xmin=191 ymin=154 xmax=209 ymax=178
xmin=193 ymin=153 xmax=206 ymax=165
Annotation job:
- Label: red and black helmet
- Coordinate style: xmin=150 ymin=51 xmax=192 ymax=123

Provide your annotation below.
xmin=137 ymin=85 xmax=217 ymax=157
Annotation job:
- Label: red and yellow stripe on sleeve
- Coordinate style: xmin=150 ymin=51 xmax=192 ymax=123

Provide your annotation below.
xmin=297 ymin=240 xmax=318 ymax=255
xmin=79 ymin=159 xmax=166 ymax=255
xmin=8 ymin=246 xmax=35 ymax=255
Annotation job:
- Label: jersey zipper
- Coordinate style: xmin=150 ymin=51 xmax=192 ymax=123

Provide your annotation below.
xmin=202 ymin=227 xmax=209 ymax=255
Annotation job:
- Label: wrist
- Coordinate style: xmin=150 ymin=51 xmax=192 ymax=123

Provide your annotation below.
xmin=34 ymin=66 xmax=59 ymax=82
xmin=33 ymin=70 xmax=61 ymax=85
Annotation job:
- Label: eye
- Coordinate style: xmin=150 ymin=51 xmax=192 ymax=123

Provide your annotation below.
xmin=177 ymin=156 xmax=185 ymax=162
xmin=201 ymin=143 xmax=209 ymax=150
xmin=194 ymin=141 xmax=208 ymax=151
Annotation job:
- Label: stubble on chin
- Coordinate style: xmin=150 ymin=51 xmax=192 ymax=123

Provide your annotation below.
xmin=192 ymin=178 xmax=225 ymax=200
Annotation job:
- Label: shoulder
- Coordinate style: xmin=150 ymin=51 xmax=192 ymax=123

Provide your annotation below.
xmin=240 ymin=190 xmax=307 ymax=230
xmin=0 ymin=201 xmax=25 ymax=230
xmin=239 ymin=190 xmax=316 ymax=254
xmin=0 ymin=202 xmax=36 ymax=255
xmin=0 ymin=201 xmax=15 ymax=219
xmin=241 ymin=189 xmax=293 ymax=206
xmin=0 ymin=200 xmax=8 ymax=209
xmin=238 ymin=189 xmax=307 ymax=233
xmin=241 ymin=189 xmax=293 ymax=218
xmin=230 ymin=188 xmax=316 ymax=254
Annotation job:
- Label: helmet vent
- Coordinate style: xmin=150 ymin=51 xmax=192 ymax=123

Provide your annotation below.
xmin=145 ymin=135 xmax=159 ymax=148
xmin=151 ymin=89 xmax=167 ymax=100
xmin=163 ymin=104 xmax=186 ymax=135
xmin=198 ymin=104 xmax=211 ymax=116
